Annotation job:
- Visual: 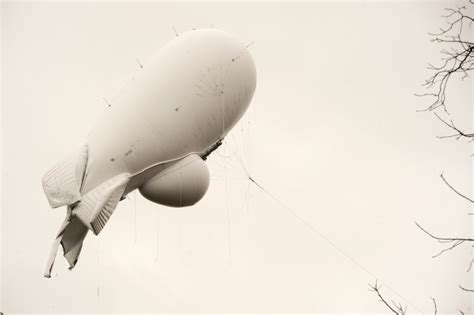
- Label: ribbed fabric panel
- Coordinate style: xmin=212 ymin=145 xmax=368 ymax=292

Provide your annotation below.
xmin=73 ymin=173 xmax=130 ymax=235
xmin=90 ymin=176 xmax=128 ymax=235
xmin=42 ymin=144 xmax=88 ymax=208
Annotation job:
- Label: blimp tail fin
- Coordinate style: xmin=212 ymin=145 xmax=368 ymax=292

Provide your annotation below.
xmin=44 ymin=206 xmax=89 ymax=277
xmin=42 ymin=144 xmax=89 ymax=208
xmin=73 ymin=173 xmax=131 ymax=235
xmin=44 ymin=173 xmax=130 ymax=277
xmin=60 ymin=216 xmax=88 ymax=269
xmin=44 ymin=207 xmax=72 ymax=277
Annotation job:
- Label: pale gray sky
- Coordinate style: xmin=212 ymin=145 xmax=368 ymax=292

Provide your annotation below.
xmin=1 ymin=1 xmax=472 ymax=314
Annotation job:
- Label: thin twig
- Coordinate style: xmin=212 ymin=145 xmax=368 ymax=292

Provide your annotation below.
xmin=440 ymin=172 xmax=474 ymax=203
xmin=369 ymin=281 xmax=405 ymax=315
xmin=430 ymin=297 xmax=438 ymax=315
xmin=458 ymin=284 xmax=474 ymax=292
xmin=415 ymin=222 xmax=474 ymax=258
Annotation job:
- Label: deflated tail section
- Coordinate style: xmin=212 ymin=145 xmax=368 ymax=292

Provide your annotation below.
xmin=43 ymin=144 xmax=131 ymax=277
xmin=73 ymin=173 xmax=130 ymax=235
xmin=44 ymin=207 xmax=72 ymax=278
xmin=61 ymin=216 xmax=88 ymax=268
xmin=44 ymin=207 xmax=88 ymax=278
xmin=44 ymin=173 xmax=130 ymax=278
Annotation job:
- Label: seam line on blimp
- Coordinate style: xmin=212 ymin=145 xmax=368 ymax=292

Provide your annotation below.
xmin=127 ymin=139 xmax=222 ymax=180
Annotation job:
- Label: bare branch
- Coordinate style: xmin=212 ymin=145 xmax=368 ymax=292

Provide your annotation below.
xmin=369 ymin=281 xmax=406 ymax=315
xmin=418 ymin=2 xmax=473 ymax=114
xmin=458 ymin=284 xmax=474 ymax=292
xmin=415 ymin=222 xmax=474 ymax=243
xmin=440 ymin=173 xmax=474 ymax=203
xmin=415 ymin=222 xmax=474 ymax=258
xmin=430 ymin=297 xmax=438 ymax=315
xmin=434 ymin=113 xmax=474 ymax=140
xmin=466 ymin=259 xmax=474 ymax=272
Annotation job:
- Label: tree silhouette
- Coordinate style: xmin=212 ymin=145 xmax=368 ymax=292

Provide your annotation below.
xmin=371 ymin=1 xmax=473 ymax=313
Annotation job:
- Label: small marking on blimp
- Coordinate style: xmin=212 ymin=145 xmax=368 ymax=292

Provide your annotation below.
xmin=172 ymin=26 xmax=179 ymax=37
xmin=135 ymin=58 xmax=144 ymax=69
xmin=110 ymin=158 xmax=115 ymax=162
xmin=125 ymin=149 xmax=133 ymax=156
xmin=103 ymin=98 xmax=112 ymax=107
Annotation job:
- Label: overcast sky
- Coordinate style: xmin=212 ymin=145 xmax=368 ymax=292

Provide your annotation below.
xmin=1 ymin=1 xmax=473 ymax=314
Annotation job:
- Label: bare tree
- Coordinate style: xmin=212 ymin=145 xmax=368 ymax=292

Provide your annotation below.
xmin=415 ymin=0 xmax=473 ymax=270
xmin=371 ymin=1 xmax=473 ymax=313
xmin=417 ymin=1 xmax=474 ymax=115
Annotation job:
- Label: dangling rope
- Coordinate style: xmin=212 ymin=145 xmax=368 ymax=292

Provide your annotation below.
xmin=220 ymin=90 xmax=226 ymax=138
xmin=97 ymin=238 xmax=101 ymax=298
xmin=134 ymin=191 xmax=137 ymax=245
xmin=224 ymin=159 xmax=232 ymax=265
xmin=155 ymin=205 xmax=160 ymax=262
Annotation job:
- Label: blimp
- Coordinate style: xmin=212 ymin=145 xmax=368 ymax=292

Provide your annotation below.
xmin=42 ymin=29 xmax=256 ymax=277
